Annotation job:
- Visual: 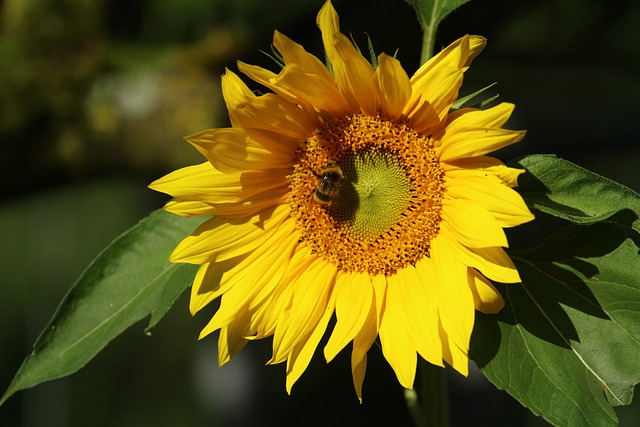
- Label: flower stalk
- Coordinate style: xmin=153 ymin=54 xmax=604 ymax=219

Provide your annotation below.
xmin=406 ymin=362 xmax=450 ymax=427
xmin=421 ymin=362 xmax=450 ymax=427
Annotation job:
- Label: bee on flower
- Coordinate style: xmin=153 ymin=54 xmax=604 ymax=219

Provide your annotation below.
xmin=310 ymin=162 xmax=344 ymax=205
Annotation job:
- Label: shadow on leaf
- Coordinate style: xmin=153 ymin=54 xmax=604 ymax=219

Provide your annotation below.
xmin=472 ymin=218 xmax=635 ymax=367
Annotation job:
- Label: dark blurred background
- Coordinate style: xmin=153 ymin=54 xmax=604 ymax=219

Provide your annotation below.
xmin=1 ymin=0 xmax=638 ymax=426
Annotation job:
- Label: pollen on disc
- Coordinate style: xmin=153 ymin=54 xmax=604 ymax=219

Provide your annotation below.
xmin=288 ymin=114 xmax=445 ymax=275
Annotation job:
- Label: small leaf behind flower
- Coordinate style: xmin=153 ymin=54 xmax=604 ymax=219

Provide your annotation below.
xmin=513 ymin=154 xmax=640 ymax=233
xmin=451 ymin=82 xmax=498 ymax=110
xmin=1 ymin=209 xmax=204 ymax=405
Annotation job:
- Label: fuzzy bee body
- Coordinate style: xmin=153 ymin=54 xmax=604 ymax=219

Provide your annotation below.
xmin=311 ymin=163 xmax=344 ymax=205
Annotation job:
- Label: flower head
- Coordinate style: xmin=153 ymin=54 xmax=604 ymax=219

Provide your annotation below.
xmin=150 ymin=0 xmax=534 ymax=400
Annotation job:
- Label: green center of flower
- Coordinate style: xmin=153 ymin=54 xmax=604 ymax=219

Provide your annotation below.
xmin=288 ymin=114 xmax=445 ymax=275
xmin=332 ymin=151 xmax=411 ymax=240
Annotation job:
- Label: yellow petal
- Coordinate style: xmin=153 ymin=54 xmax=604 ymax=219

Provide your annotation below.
xmin=149 ymin=162 xmax=287 ymax=204
xmin=442 ymin=156 xmax=525 ymax=188
xmin=176 ymin=189 xmax=285 ymax=220
xmin=316 ymin=1 xmax=378 ymax=115
xmin=324 ymin=271 xmax=373 ymax=362
xmin=218 ymin=316 xmax=250 ymax=365
xmin=431 ymin=235 xmax=475 ymax=358
xmin=273 ymin=30 xmax=334 ymax=79
xmin=274 ymin=63 xmax=351 ymax=117
xmin=190 ymin=260 xmax=233 ymax=315
xmin=221 ymin=69 xmax=317 ymax=139
xmin=371 ymin=273 xmax=387 ymax=328
xmin=379 ymin=275 xmax=417 ymax=389
xmin=407 ymin=66 xmax=465 ymax=132
xmin=350 ymin=286 xmax=379 ymax=402
xmin=220 ymin=68 xmax=255 ymax=117
xmin=392 ymin=261 xmax=443 ymax=367
xmin=411 ymin=35 xmax=486 ymax=84
xmin=466 ymin=245 xmax=521 ymax=283
xmin=350 ymin=273 xmax=387 ymax=400
xmin=442 ymin=198 xmax=508 ymax=248
xmin=439 ymin=322 xmax=469 ymax=376
xmin=237 ymin=61 xmax=303 ymax=108
xmin=438 ymin=127 xmax=526 ymax=163
xmin=442 ymin=155 xmax=506 ymax=172
xmin=163 ymin=199 xmax=215 ymax=218
xmin=437 ymin=104 xmax=524 ymax=162
xmin=496 ymin=166 xmax=527 ymax=188
xmin=285 ymin=283 xmax=337 ymax=393
xmin=445 ymin=175 xmax=534 ymax=227
xmin=316 ymin=0 xmax=340 ymax=41
xmin=240 ymin=290 xmax=280 ymax=341
xmin=406 ymin=99 xmax=440 ymax=134
xmin=468 ymin=269 xmax=505 ymax=314
xmin=441 ymin=225 xmax=521 ymax=283
xmin=170 ymin=204 xmax=289 ymax=264
xmin=257 ymin=245 xmax=315 ymax=344
xmin=244 ymin=293 xmax=280 ymax=340
xmin=406 ymin=35 xmax=486 ymax=125
xmin=272 ymin=257 xmax=337 ymax=362
xmin=447 ymin=102 xmax=516 ymax=128
xmin=198 ymin=221 xmax=299 ymax=334
xmin=246 ymin=226 xmax=301 ymax=311
xmin=375 ymin=53 xmax=411 ymax=121
xmin=185 ymin=127 xmax=296 ymax=174
xmin=239 ymin=56 xmax=350 ymax=117
xmin=244 ymin=245 xmax=310 ymax=342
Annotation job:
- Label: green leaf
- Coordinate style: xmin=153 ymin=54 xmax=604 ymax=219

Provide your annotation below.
xmin=471 ymin=222 xmax=640 ymax=426
xmin=451 ymin=82 xmax=498 ymax=110
xmin=514 ymin=154 xmax=640 ymax=233
xmin=405 ymin=0 xmax=472 ymax=63
xmin=146 ymin=260 xmax=199 ymax=333
xmin=1 ymin=209 xmax=205 ymax=405
xmin=473 ymin=156 xmax=640 ymax=425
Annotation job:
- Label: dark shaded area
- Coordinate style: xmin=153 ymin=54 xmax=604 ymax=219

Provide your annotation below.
xmin=2 ymin=0 xmax=639 ymax=426
xmin=472 ymin=222 xmax=629 ymax=363
xmin=509 ymin=223 xmax=628 ymax=346
xmin=471 ymin=220 xmax=640 ymax=425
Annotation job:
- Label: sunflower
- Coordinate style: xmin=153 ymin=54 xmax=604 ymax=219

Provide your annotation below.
xmin=149 ymin=0 xmax=534 ymax=400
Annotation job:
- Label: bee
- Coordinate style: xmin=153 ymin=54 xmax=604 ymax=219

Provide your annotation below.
xmin=311 ymin=162 xmax=344 ymax=205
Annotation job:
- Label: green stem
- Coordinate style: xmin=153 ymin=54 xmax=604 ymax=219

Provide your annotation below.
xmin=422 ymin=362 xmax=450 ymax=427
xmin=405 ymin=0 xmax=439 ymax=64
xmin=419 ymin=24 xmax=435 ymax=65
xmin=406 ymin=361 xmax=450 ymax=427
xmin=405 ymin=388 xmax=426 ymax=427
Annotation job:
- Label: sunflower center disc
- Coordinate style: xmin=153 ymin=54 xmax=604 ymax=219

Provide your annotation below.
xmin=333 ymin=152 xmax=411 ymax=240
xmin=288 ymin=114 xmax=445 ymax=275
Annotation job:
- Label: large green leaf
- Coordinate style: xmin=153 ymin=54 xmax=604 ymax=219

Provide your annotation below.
xmin=514 ymin=154 xmax=640 ymax=232
xmin=405 ymin=0 xmax=472 ymax=63
xmin=1 ymin=209 xmax=204 ymax=405
xmin=472 ymin=223 xmax=640 ymax=426
xmin=471 ymin=155 xmax=640 ymax=426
